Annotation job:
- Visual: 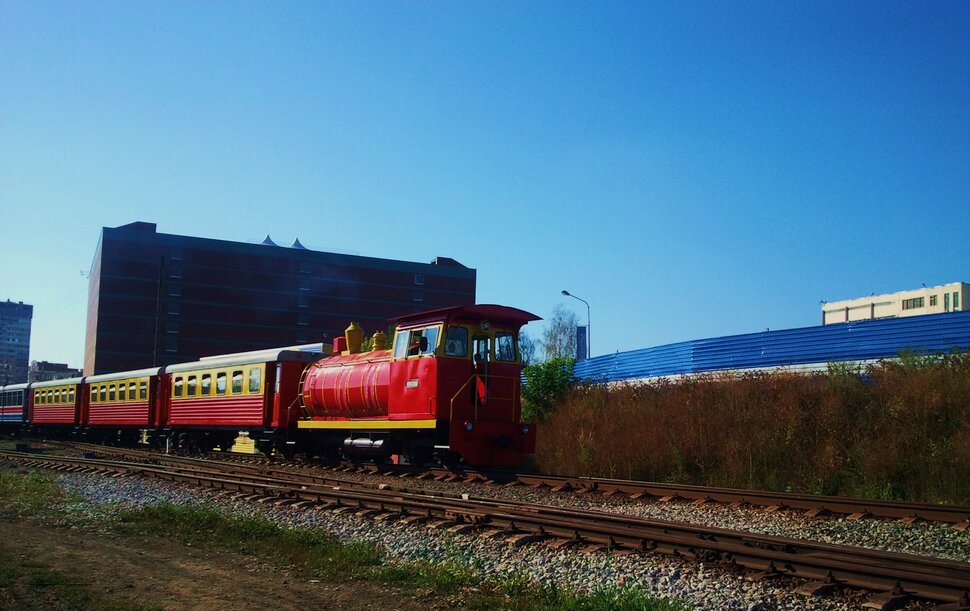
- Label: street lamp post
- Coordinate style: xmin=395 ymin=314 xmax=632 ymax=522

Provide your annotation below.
xmin=561 ymin=290 xmax=590 ymax=360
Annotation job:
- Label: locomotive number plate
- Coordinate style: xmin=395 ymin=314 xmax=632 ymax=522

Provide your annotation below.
xmin=405 ymin=379 xmax=419 ymax=389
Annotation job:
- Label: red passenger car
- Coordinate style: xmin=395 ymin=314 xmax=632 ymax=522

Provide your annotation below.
xmin=81 ymin=367 xmax=163 ymax=443
xmin=29 ymin=378 xmax=82 ymax=429
xmin=162 ymin=349 xmax=320 ymax=453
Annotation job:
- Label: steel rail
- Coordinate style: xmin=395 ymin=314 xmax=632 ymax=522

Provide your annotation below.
xmin=2 ymin=449 xmax=968 ymax=606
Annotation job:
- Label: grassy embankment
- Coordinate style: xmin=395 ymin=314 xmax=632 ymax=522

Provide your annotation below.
xmin=0 ymin=468 xmax=685 ymax=611
xmin=534 ymin=351 xmax=970 ymax=505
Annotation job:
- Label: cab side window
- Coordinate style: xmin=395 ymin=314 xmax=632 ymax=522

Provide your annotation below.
xmin=495 ymin=332 xmax=516 ymax=362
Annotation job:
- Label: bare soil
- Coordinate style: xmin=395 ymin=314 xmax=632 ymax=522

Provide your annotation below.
xmin=0 ymin=518 xmax=446 ymax=610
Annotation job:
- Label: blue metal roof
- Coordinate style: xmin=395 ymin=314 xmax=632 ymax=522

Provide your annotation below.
xmin=574 ymin=311 xmax=970 ymax=383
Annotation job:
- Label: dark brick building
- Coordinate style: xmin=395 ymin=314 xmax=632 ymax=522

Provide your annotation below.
xmin=84 ymin=222 xmax=476 ymax=375
xmin=0 ymin=300 xmax=33 ymax=385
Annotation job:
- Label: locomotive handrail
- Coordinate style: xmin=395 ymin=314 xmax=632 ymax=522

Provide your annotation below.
xmin=449 ymin=373 xmax=520 ymax=422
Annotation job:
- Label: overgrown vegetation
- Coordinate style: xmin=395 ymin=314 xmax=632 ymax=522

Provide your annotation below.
xmin=0 ymin=469 xmax=69 ymax=517
xmin=535 ymin=351 xmax=970 ymax=504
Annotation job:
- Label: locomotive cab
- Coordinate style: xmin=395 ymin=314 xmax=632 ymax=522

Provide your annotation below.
xmin=389 ymin=305 xmax=540 ymax=466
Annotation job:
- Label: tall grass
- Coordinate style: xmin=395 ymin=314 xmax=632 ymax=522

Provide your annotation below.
xmin=536 ymin=352 xmax=970 ymax=504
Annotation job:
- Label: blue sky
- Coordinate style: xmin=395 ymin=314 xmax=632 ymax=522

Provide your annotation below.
xmin=2 ymin=1 xmax=968 ymax=367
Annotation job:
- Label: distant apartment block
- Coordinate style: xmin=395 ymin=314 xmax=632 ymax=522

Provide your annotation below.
xmin=822 ymin=282 xmax=967 ymax=325
xmin=0 ymin=300 xmax=33 ymax=385
xmin=84 ymin=222 xmax=477 ymax=375
xmin=28 ymin=360 xmax=83 ymax=383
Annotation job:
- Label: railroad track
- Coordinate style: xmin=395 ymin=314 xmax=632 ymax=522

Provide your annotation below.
xmin=24 ymin=439 xmax=970 ymax=530
xmin=3 ymin=447 xmax=968 ymax=608
xmin=33 ymin=439 xmax=970 ymax=528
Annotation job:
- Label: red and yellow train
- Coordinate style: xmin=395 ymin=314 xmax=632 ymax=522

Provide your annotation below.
xmin=0 ymin=304 xmax=538 ymax=467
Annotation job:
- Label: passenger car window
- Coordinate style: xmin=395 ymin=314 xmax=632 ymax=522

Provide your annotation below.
xmin=187 ymin=375 xmax=197 ymax=397
xmin=216 ymin=373 xmax=227 ymax=395
xmin=109 ymin=385 xmax=116 ymax=401
xmin=139 ymin=381 xmax=147 ymax=400
xmin=100 ymin=386 xmax=107 ymax=402
xmin=174 ymin=378 xmax=183 ymax=398
xmin=248 ymin=368 xmax=261 ymax=393
xmin=232 ymin=371 xmax=243 ymax=395
xmin=119 ymin=384 xmax=127 ymax=401
xmin=201 ymin=374 xmax=211 ymax=396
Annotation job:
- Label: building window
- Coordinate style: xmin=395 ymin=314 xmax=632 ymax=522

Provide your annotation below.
xmin=168 ymin=302 xmax=181 ymax=315
xmin=165 ymin=338 xmax=178 ymax=352
xmin=945 ymin=293 xmax=951 ymax=311
xmin=171 ymin=248 xmax=183 ymax=261
xmin=299 ymin=261 xmax=311 ymax=274
xmin=413 ymin=290 xmax=424 ymax=302
xmin=168 ymin=284 xmax=181 ymax=297
xmin=955 ymin=292 xmax=961 ymax=310
xmin=930 ymin=295 xmax=937 ymax=306
xmin=166 ymin=322 xmax=180 ymax=334
xmin=297 ymin=314 xmax=309 ymax=326
xmin=298 ymin=278 xmax=310 ymax=292
xmin=298 ymin=295 xmax=309 ymax=309
xmin=296 ymin=331 xmax=309 ymax=343
xmin=169 ymin=265 xmax=183 ymax=278
xmin=414 ymin=273 xmax=424 ymax=285
xmin=902 ymin=297 xmax=924 ymax=310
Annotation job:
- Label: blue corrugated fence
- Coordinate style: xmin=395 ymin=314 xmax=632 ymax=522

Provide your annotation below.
xmin=573 ymin=311 xmax=970 ymax=383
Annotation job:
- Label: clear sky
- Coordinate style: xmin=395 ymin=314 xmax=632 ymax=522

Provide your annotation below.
xmin=2 ymin=1 xmax=968 ymax=368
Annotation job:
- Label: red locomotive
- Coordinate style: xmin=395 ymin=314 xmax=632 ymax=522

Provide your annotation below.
xmin=0 ymin=304 xmax=539 ymax=467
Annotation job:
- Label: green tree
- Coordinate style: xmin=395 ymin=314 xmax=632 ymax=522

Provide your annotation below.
xmin=542 ymin=304 xmax=579 ymax=360
xmin=521 ymin=356 xmax=576 ymax=421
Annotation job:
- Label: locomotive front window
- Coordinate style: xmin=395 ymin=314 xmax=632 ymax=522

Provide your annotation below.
xmin=472 ymin=336 xmax=491 ymax=364
xmin=249 ymin=368 xmax=261 ymax=393
xmin=444 ymin=327 xmax=468 ymax=357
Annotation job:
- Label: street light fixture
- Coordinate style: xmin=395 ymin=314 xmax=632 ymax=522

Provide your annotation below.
xmin=561 ymin=290 xmax=590 ymax=360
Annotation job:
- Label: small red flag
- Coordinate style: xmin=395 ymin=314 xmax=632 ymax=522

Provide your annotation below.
xmin=475 ymin=376 xmax=487 ymax=406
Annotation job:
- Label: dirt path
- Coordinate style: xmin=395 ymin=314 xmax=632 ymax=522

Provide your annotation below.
xmin=0 ymin=518 xmax=441 ymax=610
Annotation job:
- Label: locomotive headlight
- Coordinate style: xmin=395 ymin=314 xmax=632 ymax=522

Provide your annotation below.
xmin=464 ymin=421 xmax=474 ymax=432
xmin=521 ymin=425 xmax=530 ymax=435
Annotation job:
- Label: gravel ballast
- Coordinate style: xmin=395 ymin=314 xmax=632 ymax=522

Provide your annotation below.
xmin=52 ymin=471 xmax=951 ymax=610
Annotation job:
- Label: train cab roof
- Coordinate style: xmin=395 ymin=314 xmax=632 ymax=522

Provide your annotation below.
xmin=392 ymin=304 xmax=541 ymax=330
xmin=86 ymin=366 xmax=164 ymax=384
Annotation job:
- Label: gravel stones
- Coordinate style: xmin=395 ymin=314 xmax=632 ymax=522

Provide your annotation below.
xmin=53 ymin=471 xmax=947 ymax=610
